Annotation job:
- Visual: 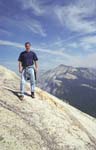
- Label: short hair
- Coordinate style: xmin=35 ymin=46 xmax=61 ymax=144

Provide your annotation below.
xmin=25 ymin=42 xmax=31 ymax=46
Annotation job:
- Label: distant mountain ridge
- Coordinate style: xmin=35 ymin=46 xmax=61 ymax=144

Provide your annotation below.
xmin=38 ymin=64 xmax=96 ymax=117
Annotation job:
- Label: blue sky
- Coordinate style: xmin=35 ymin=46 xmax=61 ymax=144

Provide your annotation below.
xmin=0 ymin=0 xmax=96 ymax=72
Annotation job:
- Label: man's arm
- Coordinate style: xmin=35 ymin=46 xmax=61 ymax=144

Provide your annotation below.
xmin=18 ymin=61 xmax=23 ymax=73
xmin=34 ymin=61 xmax=38 ymax=72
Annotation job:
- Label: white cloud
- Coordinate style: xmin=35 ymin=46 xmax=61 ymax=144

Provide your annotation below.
xmin=0 ymin=40 xmax=80 ymax=64
xmin=51 ymin=37 xmax=65 ymax=48
xmin=67 ymin=42 xmax=78 ymax=48
xmin=79 ymin=53 xmax=96 ymax=68
xmin=19 ymin=0 xmax=44 ymax=16
xmin=0 ymin=16 xmax=46 ymax=37
xmin=0 ymin=40 xmax=24 ymax=48
xmin=0 ymin=28 xmax=12 ymax=36
xmin=0 ymin=40 xmax=67 ymax=56
xmin=77 ymin=35 xmax=96 ymax=51
xmin=1 ymin=39 xmax=96 ymax=68
xmin=25 ymin=19 xmax=46 ymax=37
xmin=54 ymin=0 xmax=96 ymax=34
xmin=81 ymin=36 xmax=96 ymax=44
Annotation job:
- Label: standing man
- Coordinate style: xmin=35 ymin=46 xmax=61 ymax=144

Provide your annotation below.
xmin=18 ymin=42 xmax=38 ymax=100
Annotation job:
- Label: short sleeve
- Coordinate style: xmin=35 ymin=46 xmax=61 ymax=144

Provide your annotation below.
xmin=33 ymin=52 xmax=38 ymax=61
xmin=18 ymin=53 xmax=22 ymax=62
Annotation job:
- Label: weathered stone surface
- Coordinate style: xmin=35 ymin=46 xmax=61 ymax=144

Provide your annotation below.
xmin=0 ymin=65 xmax=96 ymax=150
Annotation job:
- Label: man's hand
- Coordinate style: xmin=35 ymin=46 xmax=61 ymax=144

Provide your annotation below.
xmin=34 ymin=67 xmax=38 ymax=73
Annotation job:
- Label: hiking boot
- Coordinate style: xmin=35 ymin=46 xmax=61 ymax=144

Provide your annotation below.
xmin=31 ymin=92 xmax=35 ymax=98
xmin=19 ymin=95 xmax=24 ymax=101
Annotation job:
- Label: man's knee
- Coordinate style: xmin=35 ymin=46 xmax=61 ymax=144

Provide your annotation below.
xmin=30 ymin=69 xmax=35 ymax=79
xmin=30 ymin=79 xmax=35 ymax=85
xmin=21 ymin=77 xmax=26 ymax=84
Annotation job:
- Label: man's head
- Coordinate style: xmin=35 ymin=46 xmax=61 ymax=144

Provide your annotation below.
xmin=25 ymin=42 xmax=31 ymax=52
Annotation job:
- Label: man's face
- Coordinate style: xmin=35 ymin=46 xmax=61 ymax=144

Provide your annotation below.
xmin=25 ymin=44 xmax=31 ymax=51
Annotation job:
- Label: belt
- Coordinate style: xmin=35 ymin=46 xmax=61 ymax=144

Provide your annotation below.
xmin=23 ymin=65 xmax=34 ymax=70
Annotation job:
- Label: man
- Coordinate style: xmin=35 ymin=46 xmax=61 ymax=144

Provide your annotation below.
xmin=18 ymin=42 xmax=38 ymax=100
